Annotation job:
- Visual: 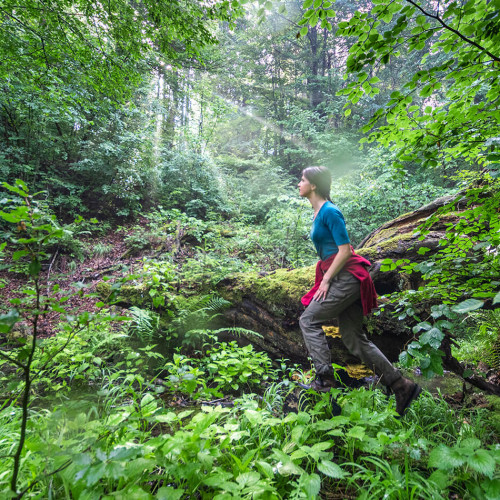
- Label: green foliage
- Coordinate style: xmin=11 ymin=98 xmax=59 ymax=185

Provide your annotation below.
xmin=162 ymin=339 xmax=276 ymax=400
xmin=128 ymin=307 xmax=161 ymax=342
xmin=0 ymin=181 xmax=131 ymax=495
xmin=1 ymin=331 xmax=498 ymax=500
xmin=333 ymin=149 xmax=452 ymax=244
xmin=453 ymin=310 xmax=500 ymax=370
xmin=137 ymin=258 xmax=177 ymax=309
xmin=379 ymin=178 xmax=500 ymax=377
xmin=158 ymin=149 xmax=230 ymax=218
xmin=310 ymin=0 xmax=500 ymax=173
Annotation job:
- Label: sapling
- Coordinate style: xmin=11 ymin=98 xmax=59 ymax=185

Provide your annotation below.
xmin=0 ymin=180 xmax=126 ymax=497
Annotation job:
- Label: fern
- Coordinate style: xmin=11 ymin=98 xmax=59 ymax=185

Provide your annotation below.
xmin=205 ymin=296 xmax=232 ymax=314
xmin=129 ymin=306 xmax=159 ymax=341
xmin=187 ymin=327 xmax=263 ymax=340
xmin=169 ymin=294 xmax=232 ymax=338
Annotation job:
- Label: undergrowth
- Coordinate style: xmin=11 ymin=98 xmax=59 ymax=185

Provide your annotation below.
xmin=0 ymin=321 xmax=498 ymax=499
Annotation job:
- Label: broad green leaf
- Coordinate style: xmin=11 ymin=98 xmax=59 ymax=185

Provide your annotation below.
xmin=301 ymin=473 xmax=321 ymax=498
xmin=482 ymin=478 xmax=500 ymax=500
xmin=236 ymin=471 xmax=260 ymax=487
xmin=85 ymin=462 xmax=106 ymax=486
xmin=428 ymin=445 xmax=465 ymax=470
xmin=347 ymin=426 xmax=366 ymax=440
xmin=317 ymin=460 xmax=346 ymax=478
xmin=154 ymin=412 xmax=177 ymax=423
xmin=278 ymin=460 xmax=304 ymax=476
xmin=256 ymin=460 xmax=274 ymax=479
xmin=467 ymin=449 xmax=496 ymax=477
xmin=451 ymin=299 xmax=484 ymax=314
xmin=0 ymin=309 xmax=21 ymax=334
xmin=157 ymin=487 xmax=184 ymax=500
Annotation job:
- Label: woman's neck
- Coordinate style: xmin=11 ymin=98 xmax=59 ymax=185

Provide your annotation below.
xmin=309 ymin=193 xmax=328 ymax=216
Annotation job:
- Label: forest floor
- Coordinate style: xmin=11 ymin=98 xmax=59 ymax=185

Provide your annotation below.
xmin=1 ymin=223 xmax=498 ymax=411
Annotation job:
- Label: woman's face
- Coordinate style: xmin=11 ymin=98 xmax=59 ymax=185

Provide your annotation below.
xmin=298 ymin=174 xmax=315 ymax=198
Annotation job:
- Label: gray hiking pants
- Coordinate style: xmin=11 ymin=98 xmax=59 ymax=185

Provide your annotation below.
xmin=299 ymin=269 xmax=401 ymax=386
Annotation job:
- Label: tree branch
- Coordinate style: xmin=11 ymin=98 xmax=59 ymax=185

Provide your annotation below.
xmin=405 ymin=0 xmax=500 ymax=63
xmin=0 ymin=349 xmax=26 ymax=370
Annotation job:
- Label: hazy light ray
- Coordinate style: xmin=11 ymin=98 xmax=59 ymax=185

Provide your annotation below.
xmin=214 ymin=93 xmax=311 ymax=152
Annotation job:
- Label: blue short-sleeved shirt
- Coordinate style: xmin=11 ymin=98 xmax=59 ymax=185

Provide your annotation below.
xmin=310 ymin=201 xmax=350 ymax=261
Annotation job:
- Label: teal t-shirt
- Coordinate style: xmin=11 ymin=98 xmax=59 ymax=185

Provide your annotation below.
xmin=310 ymin=201 xmax=350 ymax=261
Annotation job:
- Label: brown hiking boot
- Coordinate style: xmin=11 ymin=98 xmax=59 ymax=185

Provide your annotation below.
xmin=391 ymin=377 xmax=422 ymax=417
xmin=297 ymin=374 xmax=337 ymax=393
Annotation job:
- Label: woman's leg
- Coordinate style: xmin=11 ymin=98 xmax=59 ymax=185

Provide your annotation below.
xmin=338 ymin=300 xmax=401 ymax=387
xmin=299 ymin=269 xmax=361 ymax=377
xmin=300 ymin=269 xmax=421 ymax=414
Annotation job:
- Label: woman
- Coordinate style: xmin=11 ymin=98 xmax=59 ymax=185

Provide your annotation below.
xmin=298 ymin=166 xmax=421 ymax=417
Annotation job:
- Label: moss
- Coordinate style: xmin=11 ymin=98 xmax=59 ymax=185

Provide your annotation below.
xmin=96 ymin=281 xmax=152 ymax=308
xmin=217 ymin=266 xmax=316 ymax=317
xmin=359 ymin=226 xmax=420 ymax=260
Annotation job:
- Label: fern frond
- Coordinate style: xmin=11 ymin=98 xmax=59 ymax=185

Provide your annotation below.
xmin=205 ymin=296 xmax=231 ymax=313
xmin=208 ymin=327 xmax=263 ymax=339
xmin=129 ymin=306 xmax=158 ymax=341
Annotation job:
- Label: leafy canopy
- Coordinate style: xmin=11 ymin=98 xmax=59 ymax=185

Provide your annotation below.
xmin=0 ymin=0 xmax=246 ymax=102
xmin=300 ymin=0 xmax=500 ymax=172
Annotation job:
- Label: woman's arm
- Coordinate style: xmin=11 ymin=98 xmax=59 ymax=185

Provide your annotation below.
xmin=313 ymin=243 xmax=352 ymax=302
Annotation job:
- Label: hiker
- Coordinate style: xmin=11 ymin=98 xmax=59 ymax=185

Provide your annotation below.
xmin=297 ymin=166 xmax=421 ymax=416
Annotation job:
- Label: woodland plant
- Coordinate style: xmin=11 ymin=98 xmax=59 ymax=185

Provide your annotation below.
xmin=0 ymin=181 xmax=131 ymax=497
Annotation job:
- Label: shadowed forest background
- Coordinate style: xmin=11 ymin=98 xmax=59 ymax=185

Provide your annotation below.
xmin=0 ymin=1 xmax=499 ymax=498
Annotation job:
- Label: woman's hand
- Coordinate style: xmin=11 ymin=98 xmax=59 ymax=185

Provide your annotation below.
xmin=313 ymin=278 xmax=330 ymax=302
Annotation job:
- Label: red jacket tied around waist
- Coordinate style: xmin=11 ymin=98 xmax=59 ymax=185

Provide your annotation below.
xmin=301 ymin=250 xmax=378 ymax=315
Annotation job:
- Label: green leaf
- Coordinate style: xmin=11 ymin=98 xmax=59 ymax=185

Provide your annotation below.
xmin=12 ymin=249 xmax=30 ymax=260
xmin=300 ymin=26 xmax=309 ymax=37
xmin=317 ymin=460 xmax=346 ymax=478
xmin=29 ymin=258 xmax=41 ymax=276
xmin=429 ymin=469 xmax=450 ymax=489
xmin=493 ymin=291 xmax=500 ymax=305
xmin=301 ymin=473 xmax=321 ymax=498
xmin=347 ymin=426 xmax=366 ymax=440
xmin=278 ymin=460 xmax=304 ymax=476
xmin=467 ymin=449 xmax=496 ymax=477
xmin=85 ymin=462 xmax=106 ymax=486
xmin=303 ymin=0 xmax=313 ymax=8
xmin=482 ymin=478 xmax=500 ymax=500
xmin=154 ymin=412 xmax=177 ymax=423
xmin=236 ymin=471 xmax=260 ymax=487
xmin=256 ymin=460 xmax=274 ymax=479
xmin=451 ymin=299 xmax=484 ymax=314
xmin=0 ymin=309 xmax=21 ymax=334
xmin=419 ymin=328 xmax=444 ymax=349
xmin=2 ymin=181 xmax=28 ymax=196
xmin=428 ymin=445 xmax=465 ymax=470
xmin=157 ymin=487 xmax=184 ymax=500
